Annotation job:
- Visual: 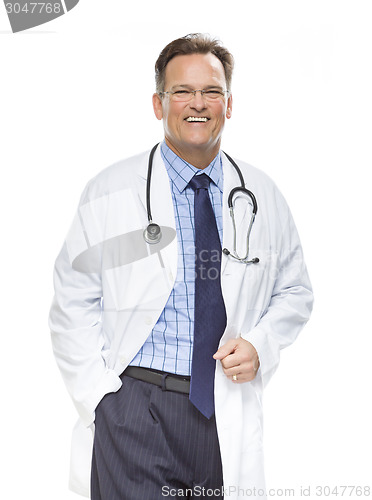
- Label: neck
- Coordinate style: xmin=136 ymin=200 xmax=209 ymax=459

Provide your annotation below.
xmin=164 ymin=139 xmax=220 ymax=169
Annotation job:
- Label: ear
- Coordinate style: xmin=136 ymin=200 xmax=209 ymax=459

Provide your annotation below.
xmin=226 ymin=94 xmax=233 ymax=119
xmin=152 ymin=93 xmax=163 ymax=120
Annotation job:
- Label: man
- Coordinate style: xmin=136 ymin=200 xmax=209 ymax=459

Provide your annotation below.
xmin=49 ymin=34 xmax=313 ymax=500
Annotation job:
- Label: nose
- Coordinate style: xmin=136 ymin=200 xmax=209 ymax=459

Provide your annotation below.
xmin=190 ymin=90 xmax=207 ymax=111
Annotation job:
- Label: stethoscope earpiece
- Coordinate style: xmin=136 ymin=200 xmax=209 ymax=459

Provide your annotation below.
xmin=223 ymin=248 xmax=259 ymax=264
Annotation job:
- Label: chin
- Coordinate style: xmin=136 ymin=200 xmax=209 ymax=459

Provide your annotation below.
xmin=183 ymin=135 xmax=212 ymax=148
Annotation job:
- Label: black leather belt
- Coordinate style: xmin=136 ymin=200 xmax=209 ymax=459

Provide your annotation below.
xmin=124 ymin=366 xmax=190 ymax=394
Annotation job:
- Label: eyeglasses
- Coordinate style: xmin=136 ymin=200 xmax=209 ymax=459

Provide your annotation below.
xmin=159 ymin=88 xmax=229 ymax=102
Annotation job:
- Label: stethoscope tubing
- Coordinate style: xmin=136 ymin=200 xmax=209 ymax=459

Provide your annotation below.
xmin=146 ymin=142 xmax=160 ymax=224
xmin=144 ymin=143 xmax=259 ymax=264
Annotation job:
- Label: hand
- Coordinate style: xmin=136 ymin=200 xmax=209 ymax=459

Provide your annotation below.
xmin=213 ymin=337 xmax=260 ymax=383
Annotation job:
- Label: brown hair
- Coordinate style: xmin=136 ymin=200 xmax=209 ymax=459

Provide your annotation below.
xmin=155 ymin=33 xmax=234 ymax=93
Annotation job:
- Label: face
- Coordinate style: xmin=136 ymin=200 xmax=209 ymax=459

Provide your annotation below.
xmin=152 ymin=53 xmax=232 ymax=163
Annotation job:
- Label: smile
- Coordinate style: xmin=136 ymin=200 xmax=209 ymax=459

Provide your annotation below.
xmin=185 ymin=117 xmax=209 ymax=122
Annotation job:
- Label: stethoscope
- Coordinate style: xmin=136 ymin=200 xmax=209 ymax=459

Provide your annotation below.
xmin=143 ymin=143 xmax=259 ymax=264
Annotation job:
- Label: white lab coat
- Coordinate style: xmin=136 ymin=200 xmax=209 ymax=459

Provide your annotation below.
xmin=49 ymin=146 xmax=313 ymax=499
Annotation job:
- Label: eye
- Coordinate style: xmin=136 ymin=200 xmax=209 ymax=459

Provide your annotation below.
xmin=205 ymin=90 xmax=223 ymax=97
xmin=173 ymin=90 xmax=190 ymax=95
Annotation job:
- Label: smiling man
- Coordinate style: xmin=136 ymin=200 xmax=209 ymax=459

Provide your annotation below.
xmin=153 ymin=51 xmax=232 ymax=168
xmin=50 ymin=34 xmax=313 ymax=500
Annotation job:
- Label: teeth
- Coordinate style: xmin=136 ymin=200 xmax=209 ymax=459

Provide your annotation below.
xmin=186 ymin=117 xmax=208 ymax=122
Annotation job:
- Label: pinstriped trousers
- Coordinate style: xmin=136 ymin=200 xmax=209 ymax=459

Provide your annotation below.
xmin=91 ymin=373 xmax=223 ymax=499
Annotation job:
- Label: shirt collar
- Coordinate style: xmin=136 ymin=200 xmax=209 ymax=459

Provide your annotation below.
xmin=160 ymin=140 xmax=223 ymax=194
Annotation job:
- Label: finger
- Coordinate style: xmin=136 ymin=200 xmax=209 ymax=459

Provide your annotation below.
xmin=213 ymin=339 xmax=239 ymax=360
xmin=232 ymin=374 xmax=252 ymax=384
xmin=230 ymin=371 xmax=251 ymax=384
xmin=230 ymin=372 xmax=255 ymax=383
xmin=220 ymin=351 xmax=244 ymax=369
xmin=225 ymin=362 xmax=259 ymax=381
xmin=223 ymin=364 xmax=243 ymax=377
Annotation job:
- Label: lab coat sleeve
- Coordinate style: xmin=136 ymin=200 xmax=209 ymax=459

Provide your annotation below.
xmin=241 ymin=193 xmax=314 ymax=388
xmin=49 ymin=182 xmax=122 ymax=428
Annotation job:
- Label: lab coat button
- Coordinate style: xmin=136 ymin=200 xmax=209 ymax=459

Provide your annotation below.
xmin=145 ymin=316 xmax=152 ymax=325
xmin=120 ymin=357 xmax=127 ymax=365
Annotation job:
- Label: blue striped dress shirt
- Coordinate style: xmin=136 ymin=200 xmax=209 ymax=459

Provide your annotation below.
xmin=129 ymin=141 xmax=224 ymax=375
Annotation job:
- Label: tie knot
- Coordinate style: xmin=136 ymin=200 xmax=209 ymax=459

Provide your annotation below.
xmin=189 ymin=173 xmax=211 ymax=192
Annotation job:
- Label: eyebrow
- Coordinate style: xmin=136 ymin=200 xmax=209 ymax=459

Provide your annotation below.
xmin=170 ymin=84 xmax=224 ymax=91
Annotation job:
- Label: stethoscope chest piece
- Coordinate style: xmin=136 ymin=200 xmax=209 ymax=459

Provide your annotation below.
xmin=143 ymin=222 xmax=162 ymax=244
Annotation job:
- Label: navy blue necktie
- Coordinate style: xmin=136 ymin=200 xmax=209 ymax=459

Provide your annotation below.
xmin=188 ymin=173 xmax=227 ymax=419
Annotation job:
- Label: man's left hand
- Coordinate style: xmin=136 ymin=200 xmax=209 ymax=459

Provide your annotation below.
xmin=213 ymin=337 xmax=260 ymax=383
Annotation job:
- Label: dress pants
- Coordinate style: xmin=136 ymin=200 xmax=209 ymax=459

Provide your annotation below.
xmin=91 ymin=372 xmax=223 ymax=499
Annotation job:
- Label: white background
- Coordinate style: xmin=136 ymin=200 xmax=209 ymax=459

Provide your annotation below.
xmin=1 ymin=1 xmax=371 ymax=498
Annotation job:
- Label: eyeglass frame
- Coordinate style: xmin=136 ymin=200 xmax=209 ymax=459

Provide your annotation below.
xmin=158 ymin=88 xmax=230 ymax=101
